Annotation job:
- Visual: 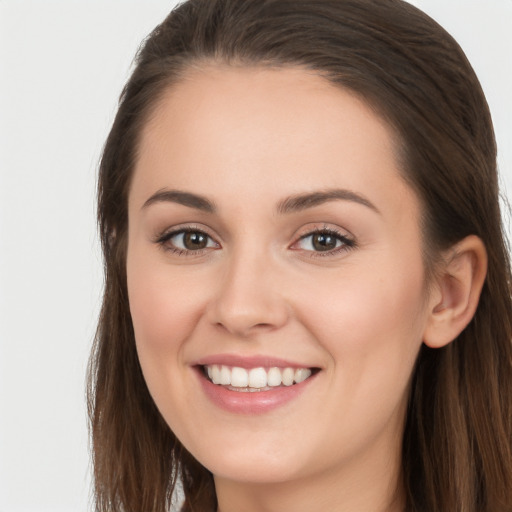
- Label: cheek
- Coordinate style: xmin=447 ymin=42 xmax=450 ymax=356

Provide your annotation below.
xmin=316 ymin=250 xmax=425 ymax=339
xmin=125 ymin=249 xmax=209 ymax=430
xmin=329 ymin=276 xmax=425 ymax=348
xmin=126 ymin=248 xmax=204 ymax=365
xmin=296 ymin=253 xmax=427 ymax=390
xmin=302 ymin=259 xmax=427 ymax=449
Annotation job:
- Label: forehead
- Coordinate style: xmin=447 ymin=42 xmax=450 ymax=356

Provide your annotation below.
xmin=131 ymin=65 xmax=413 ymax=220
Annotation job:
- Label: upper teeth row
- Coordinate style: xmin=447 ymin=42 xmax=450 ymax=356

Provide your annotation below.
xmin=206 ymin=365 xmax=312 ymax=388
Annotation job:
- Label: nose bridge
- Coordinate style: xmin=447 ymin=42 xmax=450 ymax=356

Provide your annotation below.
xmin=208 ymin=241 xmax=288 ymax=336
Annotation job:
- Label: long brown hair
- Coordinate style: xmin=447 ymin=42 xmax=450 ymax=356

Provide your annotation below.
xmin=87 ymin=1 xmax=512 ymax=510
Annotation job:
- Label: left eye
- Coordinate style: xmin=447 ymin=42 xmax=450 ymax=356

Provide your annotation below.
xmin=296 ymin=231 xmax=352 ymax=252
xmin=164 ymin=230 xmax=218 ymax=251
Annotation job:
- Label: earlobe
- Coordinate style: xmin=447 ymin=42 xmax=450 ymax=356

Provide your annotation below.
xmin=423 ymin=235 xmax=487 ymax=349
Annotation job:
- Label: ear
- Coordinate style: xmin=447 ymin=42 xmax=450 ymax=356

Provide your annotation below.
xmin=423 ymin=235 xmax=487 ymax=349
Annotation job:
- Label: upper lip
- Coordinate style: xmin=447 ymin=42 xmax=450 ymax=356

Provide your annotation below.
xmin=192 ymin=354 xmax=318 ymax=370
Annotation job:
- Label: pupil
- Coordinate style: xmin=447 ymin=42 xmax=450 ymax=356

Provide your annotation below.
xmin=313 ymin=233 xmax=336 ymax=251
xmin=184 ymin=232 xmax=207 ymax=250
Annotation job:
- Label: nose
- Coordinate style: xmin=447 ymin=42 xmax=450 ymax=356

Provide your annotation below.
xmin=206 ymin=249 xmax=290 ymax=338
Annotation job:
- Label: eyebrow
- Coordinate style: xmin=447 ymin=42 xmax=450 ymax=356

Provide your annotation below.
xmin=142 ymin=189 xmax=216 ymax=213
xmin=141 ymin=188 xmax=379 ymax=215
xmin=277 ymin=189 xmax=380 ymax=215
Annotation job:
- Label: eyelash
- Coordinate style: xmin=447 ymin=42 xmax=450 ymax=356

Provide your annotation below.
xmin=155 ymin=226 xmax=218 ymax=257
xmin=294 ymin=227 xmax=356 ymax=257
xmin=154 ymin=226 xmax=356 ymax=258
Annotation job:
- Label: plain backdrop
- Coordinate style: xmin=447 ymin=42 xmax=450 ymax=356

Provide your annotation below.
xmin=0 ymin=1 xmax=510 ymax=511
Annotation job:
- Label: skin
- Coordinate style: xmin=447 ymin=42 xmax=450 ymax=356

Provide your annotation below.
xmin=126 ymin=66 xmax=471 ymax=512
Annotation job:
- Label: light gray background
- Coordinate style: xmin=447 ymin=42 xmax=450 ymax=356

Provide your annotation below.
xmin=0 ymin=1 xmax=510 ymax=511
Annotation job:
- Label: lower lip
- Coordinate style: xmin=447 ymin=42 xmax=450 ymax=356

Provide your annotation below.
xmin=195 ymin=368 xmax=316 ymax=414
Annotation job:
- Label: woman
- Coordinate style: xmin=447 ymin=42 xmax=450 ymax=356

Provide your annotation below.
xmin=87 ymin=1 xmax=512 ymax=510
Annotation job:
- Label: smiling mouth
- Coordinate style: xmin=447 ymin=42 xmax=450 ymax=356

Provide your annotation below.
xmin=202 ymin=364 xmax=318 ymax=392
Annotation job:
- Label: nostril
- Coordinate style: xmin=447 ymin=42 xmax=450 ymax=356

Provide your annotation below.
xmin=212 ymin=318 xmax=283 ymax=338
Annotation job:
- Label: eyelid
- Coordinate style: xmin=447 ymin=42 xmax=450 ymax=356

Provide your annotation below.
xmin=154 ymin=224 xmax=221 ymax=255
xmin=152 ymin=222 xmax=356 ymax=258
xmin=290 ymin=224 xmax=356 ymax=256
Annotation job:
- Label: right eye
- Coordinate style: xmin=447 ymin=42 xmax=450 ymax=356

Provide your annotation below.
xmin=157 ymin=229 xmax=219 ymax=255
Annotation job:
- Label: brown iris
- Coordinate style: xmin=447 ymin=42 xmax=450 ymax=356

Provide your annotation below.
xmin=311 ymin=232 xmax=338 ymax=251
xmin=183 ymin=231 xmax=209 ymax=250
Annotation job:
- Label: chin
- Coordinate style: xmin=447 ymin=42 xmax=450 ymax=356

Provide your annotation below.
xmin=196 ymin=445 xmax=304 ymax=484
xmin=210 ymin=461 xmax=297 ymax=485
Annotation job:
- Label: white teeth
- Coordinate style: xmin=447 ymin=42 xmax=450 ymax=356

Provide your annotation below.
xmin=267 ymin=367 xmax=282 ymax=387
xmin=294 ymin=368 xmax=312 ymax=383
xmin=282 ymin=367 xmax=295 ymax=386
xmin=204 ymin=364 xmax=314 ymax=390
xmin=231 ymin=367 xmax=249 ymax=387
xmin=211 ymin=365 xmax=221 ymax=384
xmin=248 ymin=367 xmax=267 ymax=388
xmin=220 ymin=365 xmax=231 ymax=385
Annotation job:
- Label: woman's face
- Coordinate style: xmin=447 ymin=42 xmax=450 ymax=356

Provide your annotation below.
xmin=127 ymin=66 xmax=435 ymax=489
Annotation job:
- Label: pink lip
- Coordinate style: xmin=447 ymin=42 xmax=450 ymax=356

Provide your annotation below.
xmin=192 ymin=362 xmax=318 ymax=415
xmin=193 ymin=353 xmax=314 ymax=369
